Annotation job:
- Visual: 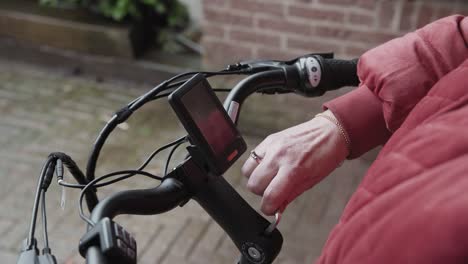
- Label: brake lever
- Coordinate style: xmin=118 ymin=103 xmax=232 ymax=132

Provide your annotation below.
xmin=263 ymin=202 xmax=286 ymax=236
xmin=264 ymin=211 xmax=283 ymax=235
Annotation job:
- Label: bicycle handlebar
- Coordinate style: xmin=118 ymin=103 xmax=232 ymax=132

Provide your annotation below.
xmin=224 ymin=70 xmax=286 ymax=124
xmin=22 ymin=54 xmax=359 ymax=264
xmin=225 ymin=56 xmax=359 ymax=124
xmin=89 ymin=178 xmax=188 ymax=223
xmin=83 ymin=178 xmax=188 ymax=264
xmin=80 ymin=55 xmax=359 ymax=264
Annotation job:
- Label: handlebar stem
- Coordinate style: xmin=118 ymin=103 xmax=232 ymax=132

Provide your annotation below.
xmin=176 ymin=158 xmax=283 ymax=264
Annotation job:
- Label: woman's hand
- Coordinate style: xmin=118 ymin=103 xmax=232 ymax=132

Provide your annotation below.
xmin=241 ymin=110 xmax=349 ymax=215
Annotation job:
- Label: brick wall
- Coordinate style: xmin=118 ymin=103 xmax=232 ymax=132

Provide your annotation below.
xmin=201 ymin=0 xmax=468 ymax=67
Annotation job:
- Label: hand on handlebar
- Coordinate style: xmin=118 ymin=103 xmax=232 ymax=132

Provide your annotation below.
xmin=241 ymin=110 xmax=349 ymax=215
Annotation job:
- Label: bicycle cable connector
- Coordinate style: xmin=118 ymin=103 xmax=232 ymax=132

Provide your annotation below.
xmin=41 ymin=159 xmax=57 ymax=191
xmin=114 ymin=106 xmax=134 ymax=124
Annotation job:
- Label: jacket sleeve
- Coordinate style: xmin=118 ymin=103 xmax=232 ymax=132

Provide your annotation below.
xmin=324 ymin=15 xmax=468 ymax=159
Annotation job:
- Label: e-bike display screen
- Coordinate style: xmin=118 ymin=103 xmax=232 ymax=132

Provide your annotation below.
xmin=169 ymin=74 xmax=246 ymax=175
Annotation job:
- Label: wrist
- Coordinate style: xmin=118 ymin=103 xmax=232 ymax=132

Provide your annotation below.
xmin=315 ymin=110 xmax=351 ymax=158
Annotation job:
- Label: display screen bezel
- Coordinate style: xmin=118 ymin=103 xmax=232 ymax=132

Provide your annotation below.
xmin=168 ymin=74 xmax=246 ymax=175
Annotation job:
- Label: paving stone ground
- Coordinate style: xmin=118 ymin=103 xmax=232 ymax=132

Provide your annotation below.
xmin=0 ymin=59 xmax=372 ymax=263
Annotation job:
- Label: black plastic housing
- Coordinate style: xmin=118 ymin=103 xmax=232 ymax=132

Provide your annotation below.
xmin=169 ymin=74 xmax=247 ymax=175
xmin=79 ymin=218 xmax=136 ymax=264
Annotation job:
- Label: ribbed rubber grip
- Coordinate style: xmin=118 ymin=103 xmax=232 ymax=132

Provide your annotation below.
xmin=321 ymin=58 xmax=359 ymax=90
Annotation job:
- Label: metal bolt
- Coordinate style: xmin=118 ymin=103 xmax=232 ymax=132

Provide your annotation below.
xmin=247 ymin=247 xmax=261 ymax=261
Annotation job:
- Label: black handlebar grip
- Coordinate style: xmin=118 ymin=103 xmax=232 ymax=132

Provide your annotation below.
xmin=320 ymin=58 xmax=360 ymax=90
xmin=292 ymin=56 xmax=359 ymax=97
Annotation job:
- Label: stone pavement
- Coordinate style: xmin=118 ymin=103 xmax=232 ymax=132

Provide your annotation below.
xmin=0 ymin=59 xmax=372 ymax=263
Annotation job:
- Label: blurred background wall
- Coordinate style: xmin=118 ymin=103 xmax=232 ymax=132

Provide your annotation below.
xmin=200 ymin=0 xmax=468 ymax=67
xmin=180 ymin=0 xmax=202 ymax=26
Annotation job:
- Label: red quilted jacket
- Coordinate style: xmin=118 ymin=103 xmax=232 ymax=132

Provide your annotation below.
xmin=319 ymin=15 xmax=468 ymax=263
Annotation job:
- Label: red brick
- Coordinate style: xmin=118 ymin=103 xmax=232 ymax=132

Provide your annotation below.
xmin=288 ymin=5 xmax=346 ymax=23
xmin=318 ymin=0 xmax=377 ymax=10
xmin=229 ymin=29 xmax=282 ymax=47
xmin=203 ymin=7 xmax=254 ymax=28
xmin=399 ymin=1 xmax=417 ymax=32
xmin=202 ymin=0 xmax=227 ymax=7
xmin=314 ymin=26 xmax=399 ymax=45
xmin=377 ymin=0 xmax=396 ymax=30
xmin=456 ymin=3 xmax=468 ymax=16
xmin=455 ymin=4 xmax=468 ymax=17
xmin=287 ymin=37 xmax=340 ymax=53
xmin=229 ymin=0 xmax=285 ymax=17
xmin=257 ymin=17 xmax=312 ymax=36
xmin=344 ymin=45 xmax=369 ymax=58
xmin=255 ymin=47 xmax=302 ymax=60
xmin=436 ymin=6 xmax=456 ymax=19
xmin=202 ymin=24 xmax=225 ymax=39
xmin=416 ymin=3 xmax=436 ymax=29
xmin=200 ymin=0 xmax=463 ymax=70
xmin=349 ymin=13 xmax=375 ymax=27
xmin=202 ymin=39 xmax=254 ymax=66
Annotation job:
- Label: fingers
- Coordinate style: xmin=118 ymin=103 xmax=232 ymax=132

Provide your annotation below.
xmin=260 ymin=168 xmax=294 ymax=215
xmin=241 ymin=140 xmax=268 ymax=178
xmin=246 ymin=156 xmax=278 ymax=195
xmin=241 ymin=152 xmax=260 ymax=179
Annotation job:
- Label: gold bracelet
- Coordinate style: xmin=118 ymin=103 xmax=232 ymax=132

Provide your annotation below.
xmin=315 ymin=113 xmax=351 ymax=155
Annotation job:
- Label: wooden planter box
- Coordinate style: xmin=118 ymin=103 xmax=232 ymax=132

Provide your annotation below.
xmin=0 ymin=0 xmax=154 ymax=58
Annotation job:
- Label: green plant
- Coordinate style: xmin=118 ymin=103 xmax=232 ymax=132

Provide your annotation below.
xmin=39 ymin=0 xmax=189 ymax=30
xmin=39 ymin=0 xmax=81 ymax=8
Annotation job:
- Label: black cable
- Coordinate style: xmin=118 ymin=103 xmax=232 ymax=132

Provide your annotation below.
xmin=59 ymin=171 xmax=160 ymax=190
xmin=147 ymin=92 xmax=171 ymax=103
xmin=137 ymin=136 xmax=187 ymax=172
xmin=147 ymin=89 xmax=230 ymax=103
xmin=164 ymin=140 xmax=186 ymax=176
xmin=128 ymin=71 xmax=201 ymax=110
xmin=120 ymin=70 xmax=239 ymax=118
xmin=84 ymin=73 xmax=188 ymax=200
xmin=41 ymin=191 xmax=50 ymax=250
xmin=50 ymin=152 xmax=98 ymax=213
xmin=213 ymin=88 xmax=232 ymax=92
xmin=58 ymin=171 xmax=161 ymax=189
xmin=57 ymin=181 xmax=83 ymax=189
xmin=78 ymin=170 xmax=163 ymax=226
xmin=84 ymin=69 xmax=243 ymax=212
xmin=92 ymin=172 xmax=158 ymax=188
xmin=27 ymin=156 xmax=54 ymax=250
xmin=58 ymin=136 xmax=186 ymax=190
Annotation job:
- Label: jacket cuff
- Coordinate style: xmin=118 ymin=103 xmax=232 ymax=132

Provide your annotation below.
xmin=323 ymin=85 xmax=391 ymax=159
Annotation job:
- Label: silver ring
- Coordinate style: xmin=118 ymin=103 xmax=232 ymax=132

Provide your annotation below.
xmin=250 ymin=150 xmax=263 ymax=164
